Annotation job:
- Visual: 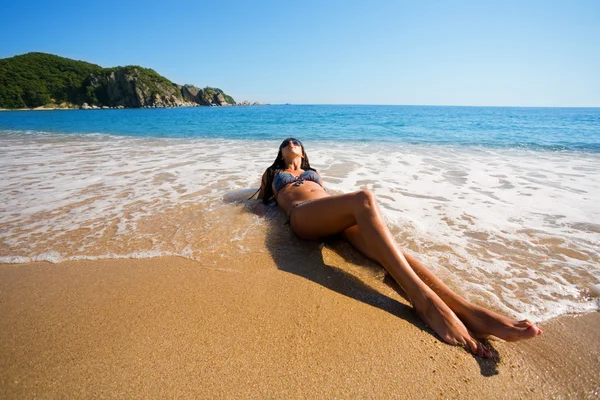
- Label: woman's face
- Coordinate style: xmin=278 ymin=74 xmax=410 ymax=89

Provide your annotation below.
xmin=280 ymin=138 xmax=303 ymax=158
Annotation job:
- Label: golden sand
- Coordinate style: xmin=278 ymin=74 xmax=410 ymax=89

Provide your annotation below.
xmin=0 ymin=253 xmax=598 ymax=399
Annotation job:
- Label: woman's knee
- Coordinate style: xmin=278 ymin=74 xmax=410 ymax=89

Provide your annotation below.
xmin=354 ymin=189 xmax=377 ymax=211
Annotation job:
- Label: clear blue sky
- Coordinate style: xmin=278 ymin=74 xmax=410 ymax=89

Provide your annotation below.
xmin=1 ymin=0 xmax=598 ymax=106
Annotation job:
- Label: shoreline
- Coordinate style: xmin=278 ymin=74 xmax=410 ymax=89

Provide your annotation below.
xmin=0 ymin=106 xmax=74 ymax=111
xmin=1 ymin=256 xmax=598 ymax=398
xmin=0 ymin=103 xmax=266 ymax=111
xmin=0 ymin=105 xmax=204 ymax=111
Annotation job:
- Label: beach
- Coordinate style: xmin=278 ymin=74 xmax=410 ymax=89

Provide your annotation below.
xmin=1 ymin=106 xmax=599 ymax=397
xmin=1 ymin=254 xmax=598 ymax=398
xmin=2 ymin=0 xmax=600 ymax=395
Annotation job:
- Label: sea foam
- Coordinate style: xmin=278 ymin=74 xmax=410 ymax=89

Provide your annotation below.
xmin=1 ymin=133 xmax=598 ymax=321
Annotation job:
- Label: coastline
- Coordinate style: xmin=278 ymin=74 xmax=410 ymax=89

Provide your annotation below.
xmin=0 ymin=106 xmax=74 ymax=111
xmin=0 ymin=105 xmax=198 ymax=111
xmin=0 ymin=103 xmax=265 ymax=111
xmin=1 ymin=255 xmax=598 ymax=398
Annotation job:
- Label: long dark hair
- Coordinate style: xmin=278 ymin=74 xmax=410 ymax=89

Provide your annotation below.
xmin=251 ymin=138 xmax=316 ymax=204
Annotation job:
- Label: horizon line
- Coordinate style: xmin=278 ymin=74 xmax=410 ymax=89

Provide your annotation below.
xmin=264 ymin=103 xmax=600 ymax=109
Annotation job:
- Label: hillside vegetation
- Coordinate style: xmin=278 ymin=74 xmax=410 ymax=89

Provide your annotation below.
xmin=0 ymin=52 xmax=236 ymax=109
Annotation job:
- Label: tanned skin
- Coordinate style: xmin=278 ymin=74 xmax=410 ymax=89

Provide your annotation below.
xmin=258 ymin=139 xmax=542 ymax=358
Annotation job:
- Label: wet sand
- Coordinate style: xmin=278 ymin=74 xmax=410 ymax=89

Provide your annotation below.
xmin=1 ymin=252 xmax=598 ymax=399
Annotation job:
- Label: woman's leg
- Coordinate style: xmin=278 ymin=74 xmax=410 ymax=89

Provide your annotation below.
xmin=341 ymin=225 xmax=542 ymax=341
xmin=290 ymin=190 xmax=492 ymax=357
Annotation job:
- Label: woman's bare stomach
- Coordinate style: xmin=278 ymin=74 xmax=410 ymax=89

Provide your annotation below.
xmin=275 ymin=183 xmax=330 ymax=215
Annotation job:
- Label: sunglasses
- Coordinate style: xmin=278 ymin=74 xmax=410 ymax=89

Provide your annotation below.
xmin=279 ymin=138 xmax=302 ymax=149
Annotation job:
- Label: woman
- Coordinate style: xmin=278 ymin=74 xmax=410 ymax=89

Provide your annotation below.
xmin=257 ymin=138 xmax=542 ymax=358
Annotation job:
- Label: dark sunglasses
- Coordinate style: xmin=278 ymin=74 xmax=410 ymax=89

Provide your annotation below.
xmin=279 ymin=138 xmax=302 ymax=149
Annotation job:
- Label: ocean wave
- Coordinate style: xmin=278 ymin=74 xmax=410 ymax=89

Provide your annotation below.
xmin=1 ymin=133 xmax=599 ymax=322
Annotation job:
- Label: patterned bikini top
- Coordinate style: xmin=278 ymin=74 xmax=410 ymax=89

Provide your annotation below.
xmin=273 ymin=169 xmax=322 ymax=193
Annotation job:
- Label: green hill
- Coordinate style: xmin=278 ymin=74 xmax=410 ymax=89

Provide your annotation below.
xmin=0 ymin=52 xmax=236 ymax=109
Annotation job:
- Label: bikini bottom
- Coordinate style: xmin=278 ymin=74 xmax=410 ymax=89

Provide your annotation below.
xmin=284 ymin=200 xmax=314 ymax=226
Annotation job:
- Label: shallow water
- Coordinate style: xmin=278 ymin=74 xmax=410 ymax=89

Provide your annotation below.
xmin=1 ymin=129 xmax=598 ymax=321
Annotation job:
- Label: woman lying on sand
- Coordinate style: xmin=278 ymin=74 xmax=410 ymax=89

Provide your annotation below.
xmin=256 ymin=138 xmax=542 ymax=358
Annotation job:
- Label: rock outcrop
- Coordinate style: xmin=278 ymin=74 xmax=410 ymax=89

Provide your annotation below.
xmin=85 ymin=71 xmax=240 ymax=108
xmin=84 ymin=67 xmax=200 ymax=108
xmin=181 ymin=85 xmax=200 ymax=103
xmin=237 ymin=100 xmax=262 ymax=106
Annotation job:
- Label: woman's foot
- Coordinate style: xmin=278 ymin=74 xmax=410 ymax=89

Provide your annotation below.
xmin=414 ymin=290 xmax=493 ymax=358
xmin=459 ymin=305 xmax=543 ymax=342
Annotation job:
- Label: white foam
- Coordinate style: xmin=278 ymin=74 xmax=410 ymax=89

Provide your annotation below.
xmin=1 ymin=134 xmax=599 ymax=321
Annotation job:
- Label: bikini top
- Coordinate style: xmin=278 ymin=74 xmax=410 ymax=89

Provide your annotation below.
xmin=273 ymin=169 xmax=322 ymax=194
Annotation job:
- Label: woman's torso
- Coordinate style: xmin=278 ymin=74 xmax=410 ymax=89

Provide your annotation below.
xmin=273 ymin=169 xmax=329 ymax=214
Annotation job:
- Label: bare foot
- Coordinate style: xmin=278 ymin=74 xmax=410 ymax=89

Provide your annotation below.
xmin=460 ymin=305 xmax=543 ymax=342
xmin=414 ymin=291 xmax=493 ymax=358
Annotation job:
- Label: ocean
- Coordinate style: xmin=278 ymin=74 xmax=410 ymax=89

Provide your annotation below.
xmin=1 ymin=105 xmax=599 ymax=321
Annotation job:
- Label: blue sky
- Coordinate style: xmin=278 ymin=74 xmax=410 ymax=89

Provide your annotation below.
xmin=1 ymin=0 xmax=598 ymax=106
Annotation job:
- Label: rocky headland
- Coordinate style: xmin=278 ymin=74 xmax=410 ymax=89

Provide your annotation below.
xmin=0 ymin=52 xmax=260 ymax=110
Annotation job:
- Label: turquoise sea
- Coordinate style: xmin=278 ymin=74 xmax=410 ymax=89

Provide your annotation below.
xmin=1 ymin=105 xmax=599 ymax=321
xmin=1 ymin=105 xmax=599 ymax=151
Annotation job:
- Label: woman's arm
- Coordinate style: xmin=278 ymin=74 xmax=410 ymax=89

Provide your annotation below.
xmin=247 ymin=170 xmax=269 ymax=216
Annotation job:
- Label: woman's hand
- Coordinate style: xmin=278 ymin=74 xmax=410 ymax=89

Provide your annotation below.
xmin=246 ymin=201 xmax=268 ymax=216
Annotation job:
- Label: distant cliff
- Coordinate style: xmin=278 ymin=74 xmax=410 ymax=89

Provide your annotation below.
xmin=0 ymin=52 xmax=236 ymax=109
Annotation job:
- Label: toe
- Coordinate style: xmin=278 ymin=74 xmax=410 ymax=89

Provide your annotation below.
xmin=524 ymin=323 xmax=542 ymax=336
xmin=465 ymin=337 xmax=479 ymax=356
xmin=480 ymin=343 xmax=493 ymax=358
xmin=466 ymin=337 xmax=493 ymax=358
